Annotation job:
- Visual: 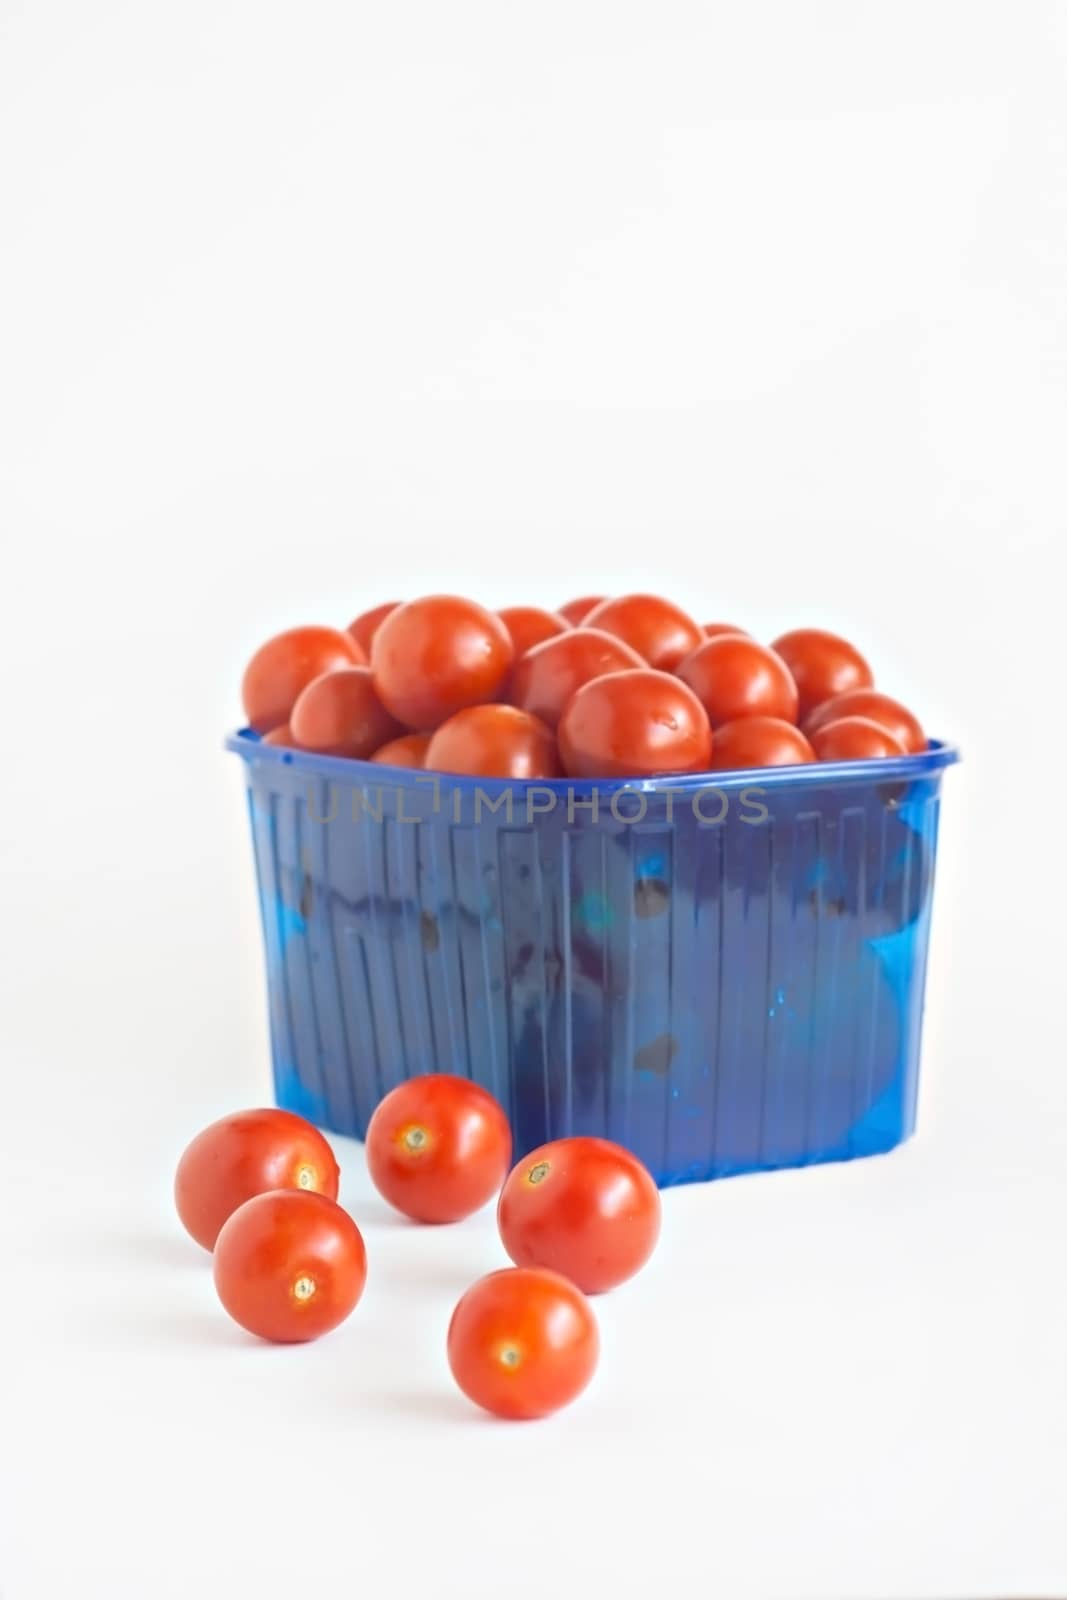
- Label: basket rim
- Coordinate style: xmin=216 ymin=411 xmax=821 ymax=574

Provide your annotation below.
xmin=226 ymin=727 xmax=959 ymax=795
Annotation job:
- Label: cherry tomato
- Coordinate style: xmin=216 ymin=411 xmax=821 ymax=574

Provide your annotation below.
xmin=585 ymin=594 xmax=704 ymax=672
xmin=371 ymin=596 xmax=514 ymax=729
xmin=803 ymin=688 xmax=926 ymax=754
xmin=770 ymin=629 xmax=873 ymax=720
xmin=289 ymin=666 xmax=402 ymax=759
xmin=447 ymin=1267 xmax=599 ymax=1419
xmin=213 ymin=1190 xmax=367 ymax=1343
xmin=709 ymin=716 xmax=814 ymax=770
xmin=702 ymin=622 xmax=749 ymax=638
xmin=370 ymin=732 xmax=432 ymax=768
xmin=346 ymin=601 xmax=400 ymax=656
xmin=677 ymin=635 xmax=798 ymax=727
xmin=497 ymin=1137 xmax=661 ymax=1294
xmin=558 ymin=668 xmax=712 ymax=778
xmin=425 ymin=705 xmax=561 ymax=779
xmin=497 ymin=606 xmax=571 ymax=660
xmin=558 ymin=595 xmax=606 ymax=626
xmin=366 ymin=1075 xmax=512 ymax=1223
xmin=810 ymin=715 xmax=906 ymax=762
xmin=261 ymin=724 xmax=296 ymax=747
xmin=175 ymin=1108 xmax=340 ymax=1252
xmin=241 ymin=626 xmax=364 ymax=733
xmin=510 ymin=628 xmax=645 ymax=729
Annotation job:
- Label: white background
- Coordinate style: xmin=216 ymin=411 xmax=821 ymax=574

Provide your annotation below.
xmin=2 ymin=3 xmax=1066 ymax=1596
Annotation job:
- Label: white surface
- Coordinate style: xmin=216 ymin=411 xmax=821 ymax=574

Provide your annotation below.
xmin=2 ymin=3 xmax=1066 ymax=1596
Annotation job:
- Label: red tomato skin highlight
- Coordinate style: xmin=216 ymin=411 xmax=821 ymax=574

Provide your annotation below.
xmin=510 ymin=628 xmax=645 ymax=729
xmin=497 ymin=606 xmax=571 ymax=661
xmin=447 ymin=1267 xmax=599 ymax=1419
xmin=426 ymin=705 xmax=561 ymax=778
xmin=497 ymin=1136 xmax=661 ymax=1294
xmin=585 ymin=594 xmax=704 ymax=672
xmin=371 ymin=596 xmax=514 ymax=729
xmin=290 ymin=667 xmax=402 ymax=758
xmin=366 ymin=1075 xmax=512 ymax=1223
xmin=369 ymin=732 xmax=432 ymax=768
xmin=677 ymin=635 xmax=799 ymax=727
xmin=770 ymin=628 xmax=874 ymax=721
xmin=175 ymin=1109 xmax=341 ymax=1252
xmin=558 ymin=595 xmax=606 ymax=626
xmin=803 ymin=688 xmax=926 ymax=753
xmin=213 ymin=1190 xmax=367 ymax=1343
xmin=241 ymin=626 xmax=364 ymax=733
xmin=709 ymin=716 xmax=815 ymax=771
xmin=810 ymin=716 xmax=906 ymax=762
xmin=346 ymin=601 xmax=401 ymax=656
xmin=558 ymin=668 xmax=712 ymax=778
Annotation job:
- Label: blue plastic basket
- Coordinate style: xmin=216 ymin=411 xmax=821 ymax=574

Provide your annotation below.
xmin=228 ymin=732 xmax=957 ymax=1186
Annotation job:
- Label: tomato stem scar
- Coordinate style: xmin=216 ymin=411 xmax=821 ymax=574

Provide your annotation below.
xmin=292 ymin=1275 xmax=317 ymax=1301
xmin=296 ymin=1165 xmax=315 ymax=1189
xmin=527 ymin=1161 xmax=550 ymax=1185
xmin=402 ymin=1126 xmax=428 ymax=1152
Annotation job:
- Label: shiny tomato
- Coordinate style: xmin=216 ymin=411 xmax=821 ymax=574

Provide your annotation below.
xmin=213 ymin=1190 xmax=367 ymax=1343
xmin=366 ymin=1075 xmax=512 ymax=1223
xmin=558 ymin=668 xmax=711 ymax=778
xmin=447 ymin=1267 xmax=599 ymax=1419
xmin=175 ymin=1108 xmax=340 ymax=1252
xmin=702 ymin=622 xmax=749 ymax=638
xmin=369 ymin=732 xmax=432 ymax=768
xmin=709 ymin=716 xmax=814 ymax=770
xmin=290 ymin=667 xmax=402 ymax=758
xmin=425 ymin=705 xmax=561 ymax=779
xmin=497 ymin=606 xmax=571 ymax=660
xmin=558 ymin=595 xmax=606 ymax=626
xmin=346 ymin=601 xmax=400 ymax=656
xmin=803 ymin=688 xmax=926 ymax=753
xmin=770 ymin=629 xmax=873 ymax=720
xmin=810 ymin=715 xmax=906 ymax=762
xmin=510 ymin=628 xmax=645 ymax=729
xmin=585 ymin=594 xmax=704 ymax=672
xmin=241 ymin=626 xmax=364 ymax=733
xmin=677 ymin=635 xmax=798 ymax=727
xmin=497 ymin=1137 xmax=661 ymax=1294
xmin=371 ymin=596 xmax=514 ymax=729
xmin=261 ymin=724 xmax=296 ymax=747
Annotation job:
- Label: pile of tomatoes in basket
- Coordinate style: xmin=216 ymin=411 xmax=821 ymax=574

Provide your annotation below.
xmin=240 ymin=594 xmax=927 ymax=778
xmin=176 ymin=1077 xmax=660 ymax=1419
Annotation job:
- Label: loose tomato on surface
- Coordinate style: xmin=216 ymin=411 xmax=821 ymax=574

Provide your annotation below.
xmin=371 ymin=596 xmax=514 ymax=729
xmin=809 ymin=716 xmax=906 ymax=762
xmin=498 ymin=1137 xmax=661 ymax=1294
xmin=369 ymin=732 xmax=432 ymax=768
xmin=426 ymin=705 xmax=561 ymax=779
xmin=241 ymin=626 xmax=365 ymax=733
xmin=366 ymin=1075 xmax=512 ymax=1223
xmin=290 ymin=667 xmax=402 ymax=759
xmin=770 ymin=628 xmax=873 ymax=721
xmin=803 ymin=688 xmax=926 ymax=754
xmin=557 ymin=595 xmax=606 ymax=626
xmin=213 ymin=1190 xmax=367 ymax=1343
xmin=497 ymin=606 xmax=571 ymax=661
xmin=346 ymin=601 xmax=401 ymax=657
xmin=447 ymin=1267 xmax=599 ymax=1419
xmin=509 ymin=628 xmax=645 ymax=729
xmin=585 ymin=594 xmax=704 ymax=672
xmin=709 ymin=716 xmax=815 ymax=771
xmin=175 ymin=1109 xmax=340 ymax=1252
xmin=558 ymin=668 xmax=712 ymax=778
xmin=677 ymin=635 xmax=798 ymax=728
